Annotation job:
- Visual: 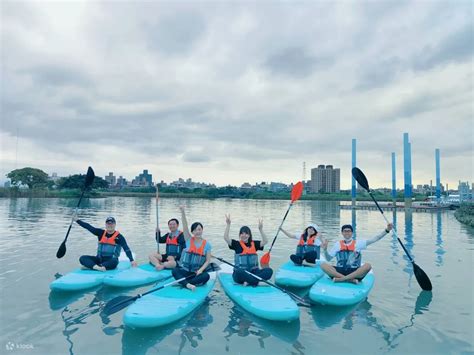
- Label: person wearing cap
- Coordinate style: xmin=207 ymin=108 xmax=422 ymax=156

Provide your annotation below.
xmin=223 ymin=214 xmax=272 ymax=286
xmin=149 ymin=218 xmax=186 ymax=270
xmin=320 ymin=223 xmax=393 ymax=284
xmin=73 ymin=216 xmax=138 ymax=271
xmin=280 ymin=223 xmax=326 ymax=265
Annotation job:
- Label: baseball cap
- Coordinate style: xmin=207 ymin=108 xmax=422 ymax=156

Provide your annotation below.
xmin=105 ymin=217 xmax=116 ymax=224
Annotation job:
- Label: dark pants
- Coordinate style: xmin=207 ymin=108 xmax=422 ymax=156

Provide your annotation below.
xmin=232 ymin=267 xmax=273 ymax=286
xmin=79 ymin=255 xmax=118 ymax=270
xmin=290 ymin=251 xmax=318 ymax=265
xmin=335 ymin=266 xmax=365 ymax=280
xmin=172 ymin=267 xmax=210 ymax=287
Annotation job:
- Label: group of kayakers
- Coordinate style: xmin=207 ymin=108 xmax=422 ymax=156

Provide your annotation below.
xmin=73 ymin=206 xmax=393 ymax=290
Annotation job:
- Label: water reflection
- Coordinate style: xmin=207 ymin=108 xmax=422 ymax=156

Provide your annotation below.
xmin=388 ymin=291 xmax=433 ymax=350
xmin=121 ymin=300 xmax=214 ymax=355
xmin=390 ymin=210 xmax=400 ymax=265
xmin=352 ymin=208 xmax=357 ymax=239
xmin=309 ymin=201 xmax=340 ymax=232
xmin=403 ymin=209 xmax=414 ymax=275
xmin=312 ymin=300 xmax=391 ymax=343
xmin=49 ymin=286 xmax=130 ymax=355
xmin=223 ymin=304 xmax=300 ymax=348
xmin=435 ymin=212 xmax=445 ymax=266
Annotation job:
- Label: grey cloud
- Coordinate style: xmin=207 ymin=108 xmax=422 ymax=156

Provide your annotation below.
xmin=263 ymin=47 xmax=331 ymax=78
xmin=413 ymin=24 xmax=473 ymax=71
xmin=20 ymin=64 xmax=93 ymax=88
xmin=144 ymin=11 xmax=207 ymax=55
xmin=355 ymin=57 xmax=404 ymax=90
xmin=182 ymin=151 xmax=211 ymax=163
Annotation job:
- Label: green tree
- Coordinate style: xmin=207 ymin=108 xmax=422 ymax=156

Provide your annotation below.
xmin=58 ymin=174 xmax=108 ymax=189
xmin=6 ymin=167 xmax=49 ymax=189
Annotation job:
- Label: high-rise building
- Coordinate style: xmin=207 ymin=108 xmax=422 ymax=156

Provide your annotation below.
xmin=310 ymin=165 xmax=340 ymax=193
xmin=458 ymin=181 xmax=471 ymax=201
xmin=105 ymin=172 xmax=116 ymax=186
xmin=117 ymin=176 xmax=127 ymax=187
xmin=132 ymin=170 xmax=153 ymax=186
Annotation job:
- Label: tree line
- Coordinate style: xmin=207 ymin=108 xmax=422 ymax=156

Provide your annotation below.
xmin=6 ymin=167 xmax=108 ymax=190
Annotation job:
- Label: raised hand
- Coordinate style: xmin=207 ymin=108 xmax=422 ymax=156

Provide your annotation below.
xmin=225 ymin=214 xmax=231 ymax=225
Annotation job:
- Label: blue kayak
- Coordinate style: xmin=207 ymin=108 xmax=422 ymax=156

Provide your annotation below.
xmin=309 ymin=270 xmax=375 ymax=306
xmin=123 ymin=272 xmax=217 ymax=328
xmin=217 ymin=265 xmax=299 ymax=321
xmin=103 ymin=263 xmax=172 ymax=288
xmin=50 ymin=261 xmax=131 ymax=292
xmin=275 ymin=260 xmax=325 ymax=288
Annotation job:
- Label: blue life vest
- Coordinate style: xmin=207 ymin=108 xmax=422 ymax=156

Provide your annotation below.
xmin=295 ymin=234 xmax=320 ymax=259
xmin=335 ymin=240 xmax=361 ymax=268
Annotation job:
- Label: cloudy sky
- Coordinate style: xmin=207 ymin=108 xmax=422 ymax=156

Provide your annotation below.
xmin=1 ymin=1 xmax=472 ymax=188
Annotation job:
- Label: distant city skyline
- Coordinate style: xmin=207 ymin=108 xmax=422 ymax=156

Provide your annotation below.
xmin=1 ymin=2 xmax=472 ymax=188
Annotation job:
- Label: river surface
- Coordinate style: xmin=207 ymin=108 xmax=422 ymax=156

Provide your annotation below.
xmin=1 ymin=197 xmax=473 ymax=354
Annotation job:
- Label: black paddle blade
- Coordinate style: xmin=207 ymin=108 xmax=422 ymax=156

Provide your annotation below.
xmin=102 ymin=295 xmax=138 ymax=316
xmin=56 ymin=241 xmax=66 ymax=259
xmin=292 ymin=295 xmax=311 ymax=308
xmin=85 ymin=166 xmax=95 ymax=188
xmin=351 ymin=167 xmax=370 ymax=191
xmin=413 ymin=262 xmax=432 ymax=291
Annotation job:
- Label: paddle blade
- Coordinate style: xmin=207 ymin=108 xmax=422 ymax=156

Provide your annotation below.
xmin=351 ymin=167 xmax=369 ymax=191
xmin=102 ymin=295 xmax=138 ymax=316
xmin=85 ymin=166 xmax=95 ymax=188
xmin=260 ymin=252 xmax=270 ymax=266
xmin=56 ymin=241 xmax=66 ymax=259
xmin=291 ymin=181 xmax=304 ymax=202
xmin=413 ymin=262 xmax=432 ymax=291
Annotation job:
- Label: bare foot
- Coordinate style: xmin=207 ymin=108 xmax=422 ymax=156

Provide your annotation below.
xmin=347 ymin=278 xmax=359 ymax=284
xmin=93 ymin=265 xmax=106 ymax=272
xmin=243 ymin=282 xmax=248 ymax=287
xmin=155 ymin=264 xmax=165 ymax=271
xmin=333 ymin=277 xmax=346 ymax=283
xmin=186 ymin=283 xmax=196 ymax=292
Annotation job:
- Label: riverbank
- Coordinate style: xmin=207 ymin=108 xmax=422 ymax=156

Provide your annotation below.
xmin=454 ymin=203 xmax=474 ymax=227
xmin=0 ymin=187 xmax=428 ymax=202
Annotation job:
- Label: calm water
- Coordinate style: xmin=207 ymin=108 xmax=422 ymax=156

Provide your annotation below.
xmin=1 ymin=197 xmax=473 ymax=354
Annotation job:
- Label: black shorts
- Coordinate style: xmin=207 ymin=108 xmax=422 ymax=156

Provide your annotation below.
xmin=161 ymin=254 xmax=178 ymax=262
xmin=335 ymin=266 xmax=365 ymax=280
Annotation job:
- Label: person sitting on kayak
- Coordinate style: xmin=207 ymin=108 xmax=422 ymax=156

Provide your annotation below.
xmin=172 ymin=206 xmax=212 ymax=291
xmin=280 ymin=223 xmax=326 ymax=266
xmin=74 ymin=216 xmax=138 ymax=271
xmin=223 ymin=214 xmax=272 ymax=286
xmin=149 ymin=218 xmax=186 ymax=270
xmin=321 ymin=223 xmax=393 ymax=284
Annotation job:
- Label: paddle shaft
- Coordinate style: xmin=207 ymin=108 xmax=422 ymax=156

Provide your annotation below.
xmin=63 ymin=189 xmax=87 ymax=243
xmin=268 ymin=203 xmax=293 ymax=252
xmin=367 ymin=191 xmax=415 ymax=264
xmin=156 ymin=184 xmax=160 ymax=254
xmin=214 ymin=256 xmax=307 ymax=305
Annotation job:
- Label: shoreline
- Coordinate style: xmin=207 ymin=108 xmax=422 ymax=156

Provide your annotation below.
xmin=0 ymin=189 xmax=427 ymax=202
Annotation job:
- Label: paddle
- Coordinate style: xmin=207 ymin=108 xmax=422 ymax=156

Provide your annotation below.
xmin=260 ymin=181 xmax=304 ymax=266
xmin=56 ymin=167 xmax=95 ymax=259
xmin=213 ymin=256 xmax=311 ymax=307
xmin=155 ymin=183 xmax=160 ymax=254
xmin=102 ymin=263 xmax=221 ymax=316
xmin=351 ymin=167 xmax=432 ymax=291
